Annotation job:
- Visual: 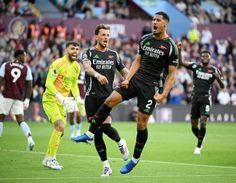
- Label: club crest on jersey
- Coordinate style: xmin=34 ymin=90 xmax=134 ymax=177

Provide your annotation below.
xmin=108 ymin=55 xmax=114 ymax=59
xmin=159 ymin=45 xmax=167 ymax=49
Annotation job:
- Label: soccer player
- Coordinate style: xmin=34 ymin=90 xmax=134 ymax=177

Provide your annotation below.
xmin=68 ymin=110 xmax=82 ymax=138
xmin=42 ymin=41 xmax=85 ymax=170
xmin=72 ymin=24 xmax=129 ymax=176
xmin=177 ymin=42 xmax=225 ymax=155
xmin=69 ymin=71 xmax=85 ymax=138
xmin=0 ymin=49 xmax=35 ymax=150
xmin=72 ymin=12 xmax=178 ymax=174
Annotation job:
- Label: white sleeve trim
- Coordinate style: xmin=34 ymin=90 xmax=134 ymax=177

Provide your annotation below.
xmin=26 ymin=66 xmax=33 ymax=80
xmin=0 ymin=63 xmax=6 ymax=77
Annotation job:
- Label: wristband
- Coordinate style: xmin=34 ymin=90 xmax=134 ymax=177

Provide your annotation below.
xmin=94 ymin=73 xmax=99 ymax=78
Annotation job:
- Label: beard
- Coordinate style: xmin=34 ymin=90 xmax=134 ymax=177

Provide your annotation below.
xmin=202 ymin=60 xmax=210 ymax=66
xmin=69 ymin=55 xmax=78 ymax=61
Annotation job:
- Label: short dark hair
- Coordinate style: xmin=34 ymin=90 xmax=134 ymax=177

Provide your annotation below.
xmin=200 ymin=50 xmax=211 ymax=55
xmin=155 ymin=11 xmax=170 ymax=23
xmin=66 ymin=41 xmax=79 ymax=48
xmin=14 ymin=49 xmax=25 ymax=58
xmin=94 ymin=24 xmax=110 ymax=35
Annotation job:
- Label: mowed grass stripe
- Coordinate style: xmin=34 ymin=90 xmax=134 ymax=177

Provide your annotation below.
xmin=1 ymin=148 xmax=236 ymax=170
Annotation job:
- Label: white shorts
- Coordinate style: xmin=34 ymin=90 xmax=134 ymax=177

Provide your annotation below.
xmin=66 ymin=97 xmax=78 ymax=113
xmin=0 ymin=95 xmax=24 ymax=115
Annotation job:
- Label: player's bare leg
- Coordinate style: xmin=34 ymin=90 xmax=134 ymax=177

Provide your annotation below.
xmin=15 ymin=114 xmax=35 ymax=151
xmin=0 ymin=114 xmax=5 ymax=137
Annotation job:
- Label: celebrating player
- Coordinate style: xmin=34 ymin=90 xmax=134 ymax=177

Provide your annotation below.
xmin=177 ymin=42 xmax=224 ymax=154
xmin=42 ymin=41 xmax=85 ymax=170
xmin=72 ymin=24 xmax=129 ymax=176
xmin=0 ymin=49 xmax=35 ymax=150
xmin=72 ymin=12 xmax=178 ymax=174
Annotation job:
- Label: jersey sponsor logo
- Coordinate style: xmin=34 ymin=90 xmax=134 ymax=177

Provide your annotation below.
xmin=142 ymin=45 xmax=164 ymax=59
xmin=93 ymin=59 xmax=114 ymax=70
xmin=196 ymin=70 xmax=213 ymax=80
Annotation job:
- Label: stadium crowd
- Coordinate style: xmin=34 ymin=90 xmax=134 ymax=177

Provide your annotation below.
xmin=171 ymin=0 xmax=236 ymax=24
xmin=0 ymin=1 xmax=236 ymax=121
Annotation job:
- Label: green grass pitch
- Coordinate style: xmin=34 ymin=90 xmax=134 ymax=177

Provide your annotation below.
xmin=0 ymin=121 xmax=236 ymax=183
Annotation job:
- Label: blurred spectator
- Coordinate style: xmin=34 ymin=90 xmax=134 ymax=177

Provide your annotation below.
xmin=217 ymin=88 xmax=231 ymax=105
xmin=187 ymin=24 xmax=200 ymax=44
xmin=141 ymin=22 xmax=152 ymax=36
xmin=231 ymin=91 xmax=236 ymax=105
xmin=200 ymin=26 xmax=212 ymax=47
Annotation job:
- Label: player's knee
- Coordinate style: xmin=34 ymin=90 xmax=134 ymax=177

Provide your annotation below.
xmin=94 ymin=129 xmax=103 ymax=144
xmin=199 ymin=116 xmax=207 ymax=128
xmin=136 ymin=112 xmax=149 ymax=130
xmin=54 ymin=120 xmax=65 ymax=132
xmin=191 ymin=118 xmax=198 ymax=128
xmin=200 ymin=120 xmax=207 ymax=128
xmin=104 ymin=91 xmax=122 ymax=107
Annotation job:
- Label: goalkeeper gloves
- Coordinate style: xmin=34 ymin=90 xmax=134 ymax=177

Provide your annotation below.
xmin=55 ymin=92 xmax=74 ymax=112
xmin=75 ymin=96 xmax=86 ymax=116
xmin=23 ymin=98 xmax=30 ymax=110
xmin=55 ymin=92 xmax=67 ymax=104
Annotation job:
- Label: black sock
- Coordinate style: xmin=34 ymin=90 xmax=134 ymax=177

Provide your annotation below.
xmin=197 ymin=127 xmax=206 ymax=148
xmin=101 ymin=124 xmax=121 ymax=142
xmin=89 ymin=104 xmax=112 ymax=134
xmin=192 ymin=127 xmax=199 ymax=138
xmin=94 ymin=129 xmax=107 ymax=161
xmin=133 ymin=129 xmax=148 ymax=159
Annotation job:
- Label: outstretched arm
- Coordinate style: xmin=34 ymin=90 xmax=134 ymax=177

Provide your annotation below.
xmin=214 ymin=70 xmax=225 ymax=89
xmin=177 ymin=42 xmax=190 ymax=67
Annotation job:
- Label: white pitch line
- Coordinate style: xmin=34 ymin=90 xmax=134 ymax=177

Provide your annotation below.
xmin=0 ymin=174 xmax=236 ymax=181
xmin=1 ymin=148 xmax=236 ymax=170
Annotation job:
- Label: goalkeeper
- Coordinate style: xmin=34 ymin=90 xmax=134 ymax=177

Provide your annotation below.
xmin=42 ymin=41 xmax=85 ymax=170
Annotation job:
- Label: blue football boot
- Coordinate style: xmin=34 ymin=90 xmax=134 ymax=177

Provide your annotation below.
xmin=71 ymin=133 xmax=93 ymax=143
xmin=120 ymin=159 xmax=138 ymax=174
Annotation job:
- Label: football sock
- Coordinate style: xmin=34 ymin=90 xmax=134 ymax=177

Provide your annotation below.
xmin=131 ymin=156 xmax=139 ymax=164
xmin=19 ymin=121 xmax=32 ymax=138
xmin=89 ymin=104 xmax=112 ymax=134
xmin=197 ymin=127 xmax=206 ymax=148
xmin=102 ymin=160 xmax=110 ymax=167
xmin=133 ymin=129 xmax=148 ymax=159
xmin=0 ymin=122 xmax=3 ymax=136
xmin=70 ymin=124 xmax=75 ymax=136
xmin=76 ymin=123 xmax=81 ymax=134
xmin=101 ymin=124 xmax=121 ymax=142
xmin=191 ymin=127 xmax=199 ymax=138
xmin=94 ymin=129 xmax=107 ymax=161
xmin=47 ymin=129 xmax=62 ymax=157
